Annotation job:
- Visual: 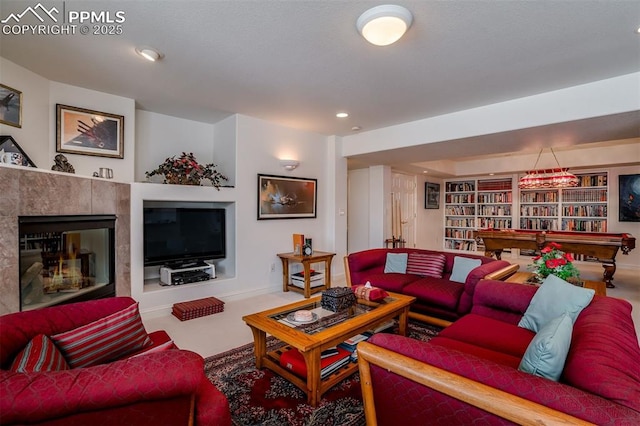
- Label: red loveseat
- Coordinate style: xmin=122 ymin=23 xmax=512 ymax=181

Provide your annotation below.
xmin=0 ymin=297 xmax=231 ymax=426
xmin=357 ymin=279 xmax=640 ymax=425
xmin=345 ymin=248 xmax=516 ymax=325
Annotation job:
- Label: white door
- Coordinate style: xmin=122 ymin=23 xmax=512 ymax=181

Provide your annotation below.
xmin=391 ymin=173 xmax=417 ymax=248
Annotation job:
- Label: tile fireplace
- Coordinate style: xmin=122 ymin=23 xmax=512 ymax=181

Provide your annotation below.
xmin=19 ymin=215 xmax=116 ymax=311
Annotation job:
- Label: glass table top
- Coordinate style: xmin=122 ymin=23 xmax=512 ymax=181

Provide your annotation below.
xmin=269 ymin=297 xmax=397 ymax=335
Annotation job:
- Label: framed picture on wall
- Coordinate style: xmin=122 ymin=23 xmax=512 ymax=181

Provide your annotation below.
xmin=619 ymin=174 xmax=640 ymax=222
xmin=425 ymin=182 xmax=440 ymax=209
xmin=0 ymin=135 xmax=36 ymax=167
xmin=258 ymin=174 xmax=317 ymax=219
xmin=56 ymin=104 xmax=124 ymax=159
xmin=0 ymin=83 xmax=22 ymax=128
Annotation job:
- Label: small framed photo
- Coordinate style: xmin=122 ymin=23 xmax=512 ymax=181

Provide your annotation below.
xmin=619 ymin=174 xmax=640 ymax=222
xmin=258 ymin=174 xmax=317 ymax=220
xmin=0 ymin=135 xmax=36 ymax=167
xmin=56 ymin=104 xmax=124 ymax=158
xmin=425 ymin=182 xmax=440 ymax=209
xmin=0 ymin=83 xmax=22 ymax=128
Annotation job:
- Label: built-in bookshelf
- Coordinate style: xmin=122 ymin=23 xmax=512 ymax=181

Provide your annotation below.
xmin=476 ymin=178 xmax=513 ymax=229
xmin=443 ymin=172 xmax=608 ymax=253
xmin=519 ymin=189 xmax=559 ymax=230
xmin=444 ymin=180 xmax=476 ymax=251
xmin=561 ymin=172 xmax=608 ymax=234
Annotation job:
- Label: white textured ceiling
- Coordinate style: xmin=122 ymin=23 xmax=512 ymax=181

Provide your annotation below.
xmin=0 ymin=0 xmax=639 ymax=168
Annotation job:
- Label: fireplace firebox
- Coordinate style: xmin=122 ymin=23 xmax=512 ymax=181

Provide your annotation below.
xmin=18 ymin=215 xmax=116 ymax=311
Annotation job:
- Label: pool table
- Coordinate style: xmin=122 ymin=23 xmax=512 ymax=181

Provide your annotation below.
xmin=473 ymin=229 xmax=636 ymax=288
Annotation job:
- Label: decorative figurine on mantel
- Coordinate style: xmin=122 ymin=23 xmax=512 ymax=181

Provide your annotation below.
xmin=145 ymin=152 xmax=228 ymax=189
xmin=51 ymin=154 xmax=75 ymax=174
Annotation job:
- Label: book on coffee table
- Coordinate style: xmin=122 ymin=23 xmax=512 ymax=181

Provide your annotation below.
xmin=280 ymin=347 xmax=351 ymax=379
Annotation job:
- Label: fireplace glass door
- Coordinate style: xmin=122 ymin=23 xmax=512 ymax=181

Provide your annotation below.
xmin=19 ymin=215 xmax=116 ymax=311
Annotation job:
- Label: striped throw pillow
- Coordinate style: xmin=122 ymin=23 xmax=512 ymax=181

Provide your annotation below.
xmin=52 ymin=302 xmax=152 ymax=368
xmin=130 ymin=339 xmax=175 ymax=358
xmin=406 ymin=253 xmax=446 ymax=278
xmin=10 ymin=334 xmax=69 ymax=372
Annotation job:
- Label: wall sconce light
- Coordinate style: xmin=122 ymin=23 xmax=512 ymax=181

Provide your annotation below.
xmin=280 ymin=159 xmax=300 ymax=171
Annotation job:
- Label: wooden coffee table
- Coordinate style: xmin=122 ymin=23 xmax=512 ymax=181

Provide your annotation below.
xmin=242 ymin=291 xmax=415 ymax=406
xmin=506 ymin=271 xmax=606 ymax=296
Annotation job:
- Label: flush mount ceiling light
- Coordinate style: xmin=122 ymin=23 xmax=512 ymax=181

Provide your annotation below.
xmin=336 ymin=112 xmax=349 ymax=118
xmin=518 ymin=148 xmax=578 ymax=189
xmin=135 ymin=46 xmax=163 ymax=62
xmin=357 ymin=4 xmax=413 ymax=46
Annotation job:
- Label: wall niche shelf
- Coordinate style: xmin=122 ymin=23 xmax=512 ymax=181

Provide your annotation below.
xmin=130 ymin=182 xmax=237 ymax=311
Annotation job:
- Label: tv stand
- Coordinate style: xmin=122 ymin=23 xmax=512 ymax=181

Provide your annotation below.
xmin=160 ymin=263 xmax=215 ymax=285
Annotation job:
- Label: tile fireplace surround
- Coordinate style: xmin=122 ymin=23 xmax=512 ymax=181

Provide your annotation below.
xmin=0 ymin=166 xmax=131 ymax=315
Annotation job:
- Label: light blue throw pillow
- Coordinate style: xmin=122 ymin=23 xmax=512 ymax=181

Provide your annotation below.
xmin=518 ymin=274 xmax=595 ymax=333
xmin=518 ymin=313 xmax=573 ymax=381
xmin=384 ymin=253 xmax=408 ymax=273
xmin=449 ymin=256 xmax=482 ymax=283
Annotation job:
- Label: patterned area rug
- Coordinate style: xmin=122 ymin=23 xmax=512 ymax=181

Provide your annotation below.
xmin=204 ymin=320 xmax=441 ymax=426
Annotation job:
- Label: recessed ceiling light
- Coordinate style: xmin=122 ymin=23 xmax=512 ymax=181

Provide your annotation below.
xmin=637 ymin=26 xmax=640 ymax=34
xmin=336 ymin=112 xmax=349 ymax=118
xmin=135 ymin=46 xmax=163 ymax=62
xmin=351 ymin=126 xmax=362 ymax=131
xmin=357 ymin=4 xmax=413 ymax=46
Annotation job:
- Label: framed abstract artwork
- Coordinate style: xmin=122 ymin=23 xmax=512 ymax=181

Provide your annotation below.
xmin=56 ymin=104 xmax=124 ymax=158
xmin=425 ymin=182 xmax=440 ymax=209
xmin=619 ymin=174 xmax=640 ymax=222
xmin=258 ymin=174 xmax=317 ymax=219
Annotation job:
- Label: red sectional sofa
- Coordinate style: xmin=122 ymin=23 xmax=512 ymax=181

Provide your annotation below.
xmin=0 ymin=297 xmax=231 ymax=426
xmin=357 ymin=279 xmax=640 ymax=425
xmin=345 ymin=248 xmax=516 ymax=324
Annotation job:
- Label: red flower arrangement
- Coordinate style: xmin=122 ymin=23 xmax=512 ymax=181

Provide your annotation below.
xmin=528 ymin=242 xmax=581 ymax=282
xmin=145 ymin=152 xmax=228 ymax=189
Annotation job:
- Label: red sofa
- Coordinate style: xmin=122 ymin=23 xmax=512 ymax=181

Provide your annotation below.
xmin=357 ymin=279 xmax=640 ymax=425
xmin=345 ymin=248 xmax=516 ymax=324
xmin=0 ymin=297 xmax=231 ymax=426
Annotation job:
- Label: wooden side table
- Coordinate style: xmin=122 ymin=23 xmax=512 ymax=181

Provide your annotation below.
xmin=277 ymin=251 xmax=336 ymax=298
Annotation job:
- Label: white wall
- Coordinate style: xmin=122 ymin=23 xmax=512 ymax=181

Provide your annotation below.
xmin=49 ymin=82 xmax=135 ymax=182
xmin=325 ymin=136 xmax=348 ymax=274
xmin=0 ymin=57 xmax=50 ymax=168
xmin=131 ymin=113 xmax=343 ymax=311
xmin=234 ymin=114 xmax=334 ymax=287
xmin=213 ymin=114 xmax=237 ymax=187
xmin=347 ymin=168 xmax=370 ymax=253
xmin=0 ymin=58 xmax=136 ymax=181
xmin=135 ymin=110 xmax=215 ymax=182
xmin=416 ymin=175 xmax=445 ymax=250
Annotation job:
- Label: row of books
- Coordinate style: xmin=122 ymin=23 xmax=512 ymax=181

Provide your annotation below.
xmin=278 ymin=320 xmax=395 ymax=380
xmin=477 ymin=179 xmax=512 ymax=191
xmin=445 ymin=182 xmax=475 ymax=192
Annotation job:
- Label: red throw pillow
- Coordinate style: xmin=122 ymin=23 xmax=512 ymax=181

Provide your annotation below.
xmin=10 ymin=334 xmax=69 ymax=372
xmin=406 ymin=253 xmax=446 ymax=278
xmin=352 ymin=284 xmax=389 ymax=302
xmin=52 ymin=302 xmax=152 ymax=368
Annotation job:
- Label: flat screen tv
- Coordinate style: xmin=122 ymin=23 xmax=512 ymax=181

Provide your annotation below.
xmin=144 ymin=207 xmax=226 ymax=267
